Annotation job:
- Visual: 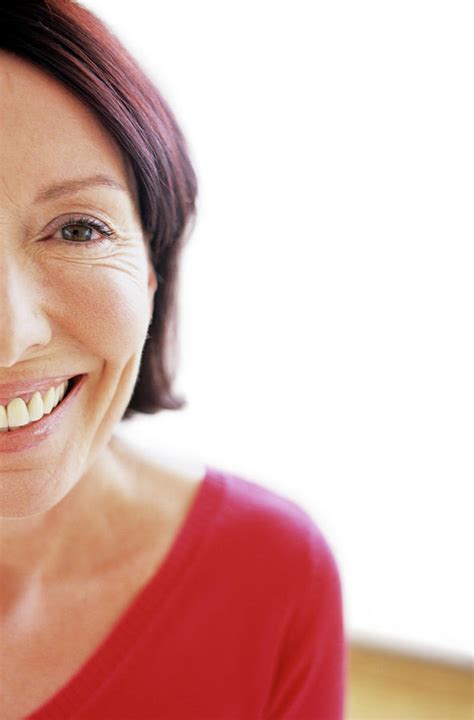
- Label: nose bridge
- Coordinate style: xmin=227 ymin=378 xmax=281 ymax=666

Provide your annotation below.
xmin=0 ymin=244 xmax=52 ymax=368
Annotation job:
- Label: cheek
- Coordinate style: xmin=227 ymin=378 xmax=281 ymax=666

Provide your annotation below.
xmin=52 ymin=267 xmax=150 ymax=362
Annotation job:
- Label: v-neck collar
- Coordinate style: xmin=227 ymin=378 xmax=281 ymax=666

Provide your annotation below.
xmin=27 ymin=465 xmax=225 ymax=720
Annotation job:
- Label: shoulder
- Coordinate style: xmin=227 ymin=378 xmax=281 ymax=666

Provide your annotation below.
xmin=207 ymin=467 xmax=341 ymax=599
xmin=211 ymin=467 xmax=333 ymax=551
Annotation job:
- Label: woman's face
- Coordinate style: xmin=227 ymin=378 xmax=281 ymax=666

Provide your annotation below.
xmin=0 ymin=52 xmax=157 ymax=515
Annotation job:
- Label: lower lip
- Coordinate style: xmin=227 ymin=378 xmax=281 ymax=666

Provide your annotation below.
xmin=0 ymin=374 xmax=87 ymax=454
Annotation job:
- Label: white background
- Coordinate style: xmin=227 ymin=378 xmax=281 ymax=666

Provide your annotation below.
xmin=82 ymin=0 xmax=473 ymax=664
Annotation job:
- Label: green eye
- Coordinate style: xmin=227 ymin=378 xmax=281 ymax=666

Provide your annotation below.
xmin=62 ymin=224 xmax=95 ymax=242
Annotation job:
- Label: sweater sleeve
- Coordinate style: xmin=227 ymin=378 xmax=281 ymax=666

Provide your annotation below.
xmin=264 ymin=521 xmax=347 ymax=720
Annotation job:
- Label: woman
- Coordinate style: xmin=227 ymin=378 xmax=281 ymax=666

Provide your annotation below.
xmin=0 ymin=2 xmax=346 ymax=718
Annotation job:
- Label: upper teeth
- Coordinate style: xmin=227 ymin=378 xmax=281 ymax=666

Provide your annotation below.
xmin=0 ymin=380 xmax=69 ymax=431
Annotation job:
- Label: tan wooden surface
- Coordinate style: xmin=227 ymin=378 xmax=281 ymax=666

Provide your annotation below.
xmin=347 ymin=642 xmax=474 ymax=720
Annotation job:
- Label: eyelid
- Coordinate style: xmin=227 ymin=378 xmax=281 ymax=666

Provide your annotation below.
xmin=42 ymin=211 xmax=117 ymax=237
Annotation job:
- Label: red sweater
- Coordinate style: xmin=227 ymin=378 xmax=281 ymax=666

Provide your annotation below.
xmin=28 ymin=466 xmax=346 ymax=719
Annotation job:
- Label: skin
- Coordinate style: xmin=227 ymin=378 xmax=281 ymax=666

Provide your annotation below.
xmin=0 ymin=51 xmax=180 ymax=612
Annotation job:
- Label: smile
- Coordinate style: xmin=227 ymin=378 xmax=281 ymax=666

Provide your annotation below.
xmin=0 ymin=375 xmax=86 ymax=449
xmin=0 ymin=378 xmax=74 ymax=432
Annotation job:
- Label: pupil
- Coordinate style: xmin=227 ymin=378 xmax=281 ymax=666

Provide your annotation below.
xmin=64 ymin=225 xmax=92 ymax=242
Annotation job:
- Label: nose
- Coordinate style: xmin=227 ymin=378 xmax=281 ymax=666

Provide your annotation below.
xmin=0 ymin=250 xmax=52 ymax=368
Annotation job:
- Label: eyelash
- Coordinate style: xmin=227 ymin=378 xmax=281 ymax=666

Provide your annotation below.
xmin=53 ymin=214 xmax=117 ymax=249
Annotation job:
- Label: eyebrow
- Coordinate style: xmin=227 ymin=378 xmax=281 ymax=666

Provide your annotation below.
xmin=35 ymin=173 xmax=129 ymax=203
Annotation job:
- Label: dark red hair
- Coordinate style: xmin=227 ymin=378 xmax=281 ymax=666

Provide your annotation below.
xmin=1 ymin=0 xmax=197 ymax=419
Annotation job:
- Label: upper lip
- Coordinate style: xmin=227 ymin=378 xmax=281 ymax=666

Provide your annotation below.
xmin=0 ymin=374 xmax=82 ymax=406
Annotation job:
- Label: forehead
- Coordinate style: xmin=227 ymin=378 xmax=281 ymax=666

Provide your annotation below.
xmin=0 ymin=51 xmax=134 ymax=205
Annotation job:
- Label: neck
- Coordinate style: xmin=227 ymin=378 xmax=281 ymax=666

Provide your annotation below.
xmin=0 ymin=435 xmax=135 ymax=614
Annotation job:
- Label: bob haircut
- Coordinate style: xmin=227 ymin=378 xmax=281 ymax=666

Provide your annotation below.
xmin=1 ymin=0 xmax=197 ymax=420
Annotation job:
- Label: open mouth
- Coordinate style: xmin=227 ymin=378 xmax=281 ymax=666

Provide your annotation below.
xmin=63 ymin=374 xmax=82 ymax=398
xmin=45 ymin=373 xmax=85 ymax=415
xmin=0 ymin=373 xmax=86 ymax=433
xmin=0 ymin=373 xmax=88 ymax=450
